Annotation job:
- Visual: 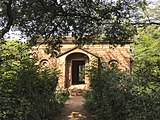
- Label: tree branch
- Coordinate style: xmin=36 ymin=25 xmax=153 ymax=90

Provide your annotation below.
xmin=0 ymin=0 xmax=13 ymax=39
xmin=38 ymin=0 xmax=101 ymax=21
xmin=131 ymin=22 xmax=160 ymax=26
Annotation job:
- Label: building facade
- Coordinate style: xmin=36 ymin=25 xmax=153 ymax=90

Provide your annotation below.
xmin=31 ymin=36 xmax=131 ymax=95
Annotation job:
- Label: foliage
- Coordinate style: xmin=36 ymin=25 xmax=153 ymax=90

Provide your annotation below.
xmin=0 ymin=0 xmax=149 ymax=45
xmin=146 ymin=0 xmax=160 ymax=23
xmin=84 ymin=25 xmax=160 ymax=120
xmin=84 ymin=62 xmax=160 ymax=120
xmin=133 ymin=25 xmax=160 ymax=90
xmin=55 ymin=89 xmax=69 ymax=104
xmin=0 ymin=40 xmax=64 ymax=120
xmin=131 ymin=24 xmax=160 ymax=119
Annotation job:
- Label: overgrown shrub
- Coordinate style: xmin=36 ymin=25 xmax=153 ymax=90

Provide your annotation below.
xmin=84 ymin=63 xmax=160 ymax=120
xmin=55 ymin=89 xmax=69 ymax=104
xmin=0 ymin=40 xmax=65 ymax=120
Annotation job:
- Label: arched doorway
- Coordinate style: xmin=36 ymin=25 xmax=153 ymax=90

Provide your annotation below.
xmin=65 ymin=53 xmax=89 ymax=88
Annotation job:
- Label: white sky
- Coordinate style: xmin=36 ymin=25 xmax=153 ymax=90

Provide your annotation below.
xmin=4 ymin=30 xmax=27 ymax=42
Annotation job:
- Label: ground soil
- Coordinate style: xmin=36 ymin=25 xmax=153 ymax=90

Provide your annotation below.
xmin=55 ymin=96 xmax=93 ymax=120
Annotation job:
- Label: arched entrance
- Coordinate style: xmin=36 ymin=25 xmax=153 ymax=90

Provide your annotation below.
xmin=65 ymin=53 xmax=89 ymax=88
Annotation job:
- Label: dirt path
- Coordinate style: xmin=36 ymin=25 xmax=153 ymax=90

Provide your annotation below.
xmin=55 ymin=96 xmax=93 ymax=120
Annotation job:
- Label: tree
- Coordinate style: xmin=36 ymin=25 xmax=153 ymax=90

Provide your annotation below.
xmin=0 ymin=40 xmax=61 ymax=119
xmin=146 ymin=0 xmax=160 ymax=24
xmin=133 ymin=25 xmax=160 ymax=90
xmin=131 ymin=0 xmax=160 ymax=92
xmin=0 ymin=0 xmax=150 ymax=46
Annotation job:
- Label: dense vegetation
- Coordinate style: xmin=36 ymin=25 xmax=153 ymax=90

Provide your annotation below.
xmin=0 ymin=0 xmax=153 ymax=47
xmin=84 ymin=25 xmax=160 ymax=120
xmin=133 ymin=25 xmax=160 ymax=89
xmin=0 ymin=40 xmax=66 ymax=120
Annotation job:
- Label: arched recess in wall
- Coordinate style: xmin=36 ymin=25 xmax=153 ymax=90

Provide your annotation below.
xmin=65 ymin=52 xmax=89 ymax=88
xmin=29 ymin=51 xmax=38 ymax=58
xmin=108 ymin=59 xmax=119 ymax=69
xmin=39 ymin=59 xmax=49 ymax=67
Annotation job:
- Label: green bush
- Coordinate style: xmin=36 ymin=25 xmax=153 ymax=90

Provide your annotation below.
xmin=55 ymin=89 xmax=69 ymax=104
xmin=0 ymin=40 xmax=63 ymax=120
xmin=84 ymin=63 xmax=160 ymax=120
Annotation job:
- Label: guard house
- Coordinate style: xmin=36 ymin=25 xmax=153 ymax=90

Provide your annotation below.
xmin=31 ymin=36 xmax=131 ymax=95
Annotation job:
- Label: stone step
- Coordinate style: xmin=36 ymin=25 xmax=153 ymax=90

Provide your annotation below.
xmin=70 ymin=89 xmax=83 ymax=96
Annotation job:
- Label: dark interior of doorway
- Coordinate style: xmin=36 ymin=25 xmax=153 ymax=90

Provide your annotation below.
xmin=72 ymin=60 xmax=85 ymax=85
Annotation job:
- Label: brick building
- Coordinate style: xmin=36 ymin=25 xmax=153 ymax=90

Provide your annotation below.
xmin=31 ymin=36 xmax=131 ymax=95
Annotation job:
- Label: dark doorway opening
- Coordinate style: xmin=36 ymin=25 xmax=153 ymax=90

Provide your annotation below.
xmin=72 ymin=60 xmax=85 ymax=85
